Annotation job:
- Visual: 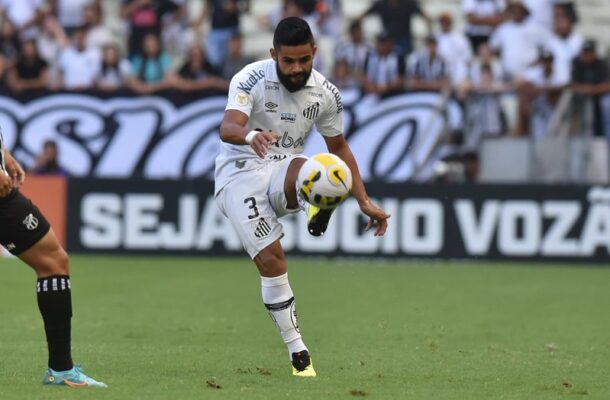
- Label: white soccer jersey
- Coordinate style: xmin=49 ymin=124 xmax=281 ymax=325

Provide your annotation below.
xmin=214 ymin=59 xmax=344 ymax=195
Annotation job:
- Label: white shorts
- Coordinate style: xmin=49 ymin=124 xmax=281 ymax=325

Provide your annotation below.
xmin=216 ymin=155 xmax=307 ymax=258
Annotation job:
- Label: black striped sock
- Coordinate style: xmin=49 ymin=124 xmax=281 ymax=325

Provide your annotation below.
xmin=36 ymin=275 xmax=73 ymax=372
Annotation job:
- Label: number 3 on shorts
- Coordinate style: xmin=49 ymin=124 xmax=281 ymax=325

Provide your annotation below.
xmin=244 ymin=197 xmax=259 ymax=219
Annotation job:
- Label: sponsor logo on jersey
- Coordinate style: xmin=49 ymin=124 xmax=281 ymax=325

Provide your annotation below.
xmin=308 ymin=91 xmax=323 ymax=99
xmin=274 ymin=131 xmax=305 ymax=150
xmin=302 ymin=102 xmax=320 ymax=120
xmin=23 ymin=213 xmax=39 ymax=230
xmin=322 ymin=79 xmax=343 ymax=113
xmin=254 ymin=218 xmax=271 ymax=238
xmin=237 ymin=69 xmax=265 ymax=94
xmin=265 ymin=102 xmax=278 ymax=113
xmin=265 ymin=84 xmax=279 ymax=91
xmin=280 ymin=112 xmax=296 ymax=123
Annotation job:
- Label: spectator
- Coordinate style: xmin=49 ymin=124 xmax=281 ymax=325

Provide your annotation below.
xmin=0 ymin=18 xmax=19 ymax=84
xmin=121 ymin=0 xmax=185 ymax=57
xmin=83 ymin=3 xmax=115 ymax=51
xmin=171 ymin=45 xmax=228 ymax=91
xmin=571 ymin=40 xmax=610 ymax=140
xmin=334 ymin=20 xmax=370 ymax=81
xmin=130 ymin=33 xmax=171 ymax=93
xmin=515 ymin=49 xmax=569 ymax=137
xmin=37 ymin=16 xmax=68 ymax=89
xmin=465 ymin=42 xmax=505 ymax=90
xmin=489 ymin=1 xmax=550 ymax=80
xmin=437 ymin=12 xmax=473 ymax=86
xmin=6 ymin=38 xmax=48 ymax=93
xmin=462 ymin=0 xmax=506 ymax=53
xmin=463 ymin=61 xmax=507 ymax=150
xmin=555 ymin=1 xmax=578 ymax=24
xmin=0 ymin=0 xmax=44 ymax=39
xmin=332 ymin=58 xmax=359 ymax=90
xmin=194 ymin=0 xmax=250 ymax=69
xmin=547 ymin=6 xmax=582 ymax=77
xmin=408 ymin=35 xmax=449 ymax=91
xmin=221 ymin=32 xmax=253 ymax=80
xmin=460 ymin=43 xmax=507 ymax=149
xmin=29 ymin=140 xmax=70 ymax=176
xmin=522 ymin=0 xmax=554 ymax=32
xmin=57 ymin=26 xmax=102 ymax=90
xmin=159 ymin=0 xmax=188 ymax=60
xmin=363 ymin=32 xmax=405 ymax=96
xmin=49 ymin=0 xmax=99 ymax=35
xmin=318 ymin=0 xmax=343 ymax=39
xmin=360 ymin=0 xmax=431 ymax=57
xmin=94 ymin=43 xmax=133 ymax=91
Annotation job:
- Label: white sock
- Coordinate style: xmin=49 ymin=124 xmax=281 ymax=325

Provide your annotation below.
xmin=261 ymin=273 xmax=308 ymax=357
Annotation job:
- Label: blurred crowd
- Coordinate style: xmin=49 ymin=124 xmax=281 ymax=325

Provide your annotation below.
xmin=1 ymin=0 xmax=609 ymax=180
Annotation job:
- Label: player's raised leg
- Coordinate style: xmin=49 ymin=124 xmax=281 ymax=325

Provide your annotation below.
xmin=17 ymin=229 xmax=106 ymax=388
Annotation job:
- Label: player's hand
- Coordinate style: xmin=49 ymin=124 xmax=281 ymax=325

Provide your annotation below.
xmin=4 ymin=151 xmax=25 ymax=188
xmin=251 ymin=131 xmax=279 ymax=158
xmin=360 ymin=199 xmax=390 ymax=237
xmin=0 ymin=170 xmax=12 ymax=198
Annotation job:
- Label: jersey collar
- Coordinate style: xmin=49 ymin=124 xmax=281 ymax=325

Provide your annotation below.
xmin=267 ymin=60 xmax=316 ymax=88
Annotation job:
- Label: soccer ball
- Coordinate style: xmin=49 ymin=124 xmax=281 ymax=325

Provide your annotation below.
xmin=297 ymin=153 xmax=353 ymax=209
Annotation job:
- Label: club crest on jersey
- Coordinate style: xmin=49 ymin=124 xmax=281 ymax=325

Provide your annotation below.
xmin=254 ymin=218 xmax=271 ymax=238
xmin=23 ymin=213 xmax=39 ymax=230
xmin=303 ymin=102 xmax=320 ymax=120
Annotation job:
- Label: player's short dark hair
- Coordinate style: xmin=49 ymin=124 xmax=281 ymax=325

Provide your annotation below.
xmin=273 ymin=17 xmax=314 ymax=50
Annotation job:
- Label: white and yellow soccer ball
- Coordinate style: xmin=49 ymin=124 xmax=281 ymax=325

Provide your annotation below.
xmin=297 ymin=153 xmax=353 ymax=209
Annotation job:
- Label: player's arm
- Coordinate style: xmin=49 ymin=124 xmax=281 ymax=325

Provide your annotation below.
xmin=0 ymin=165 xmax=11 ymax=197
xmin=4 ymin=149 xmax=25 ymax=188
xmin=323 ymin=135 xmax=390 ymax=236
xmin=219 ymin=110 xmax=278 ymax=158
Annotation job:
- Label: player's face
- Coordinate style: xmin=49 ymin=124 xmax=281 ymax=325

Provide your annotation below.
xmin=271 ymin=44 xmax=316 ymax=92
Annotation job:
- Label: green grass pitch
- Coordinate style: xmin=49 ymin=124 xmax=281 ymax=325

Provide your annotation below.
xmin=0 ymin=256 xmax=609 ymax=400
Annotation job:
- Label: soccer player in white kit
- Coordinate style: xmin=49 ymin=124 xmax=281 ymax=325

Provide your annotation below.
xmin=215 ymin=17 xmax=390 ymax=376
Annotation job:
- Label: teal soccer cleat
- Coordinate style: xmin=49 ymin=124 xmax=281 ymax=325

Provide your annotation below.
xmin=43 ymin=365 xmax=107 ymax=388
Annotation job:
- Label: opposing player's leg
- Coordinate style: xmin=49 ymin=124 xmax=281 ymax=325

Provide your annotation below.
xmin=18 ymin=230 xmax=106 ymax=388
xmin=1 ymin=191 xmax=106 ymax=388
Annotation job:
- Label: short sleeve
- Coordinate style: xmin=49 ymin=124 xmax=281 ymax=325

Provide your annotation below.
xmin=225 ymin=69 xmax=256 ymax=116
xmin=316 ymin=80 xmax=344 ymax=137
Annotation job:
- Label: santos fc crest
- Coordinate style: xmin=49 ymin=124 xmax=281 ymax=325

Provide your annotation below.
xmin=302 ymin=102 xmax=320 ymax=120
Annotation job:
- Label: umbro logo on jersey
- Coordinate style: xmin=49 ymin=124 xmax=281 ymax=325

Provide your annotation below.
xmin=5 ymin=243 xmax=16 ymax=251
xmin=23 ymin=213 xmax=39 ymax=230
xmin=265 ymin=102 xmax=278 ymax=113
xmin=254 ymin=218 xmax=271 ymax=238
xmin=303 ymin=102 xmax=320 ymax=120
